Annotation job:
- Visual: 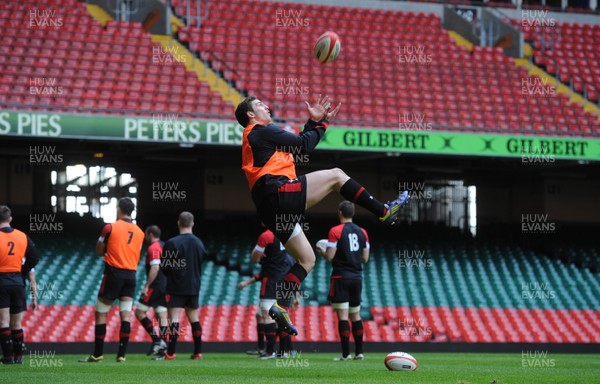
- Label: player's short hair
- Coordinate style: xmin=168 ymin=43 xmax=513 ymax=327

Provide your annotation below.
xmin=118 ymin=197 xmax=135 ymax=216
xmin=145 ymin=225 xmax=161 ymax=238
xmin=178 ymin=211 xmax=194 ymax=228
xmin=0 ymin=205 xmax=11 ymax=223
xmin=235 ymin=95 xmax=257 ymax=127
xmin=338 ymin=201 xmax=354 ymax=219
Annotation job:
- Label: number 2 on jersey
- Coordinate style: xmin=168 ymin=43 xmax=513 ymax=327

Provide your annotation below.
xmin=7 ymin=241 xmax=15 ymax=255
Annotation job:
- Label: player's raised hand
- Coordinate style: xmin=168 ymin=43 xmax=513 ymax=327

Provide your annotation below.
xmin=305 ymin=94 xmax=335 ymax=122
xmin=326 ymin=101 xmax=341 ymax=121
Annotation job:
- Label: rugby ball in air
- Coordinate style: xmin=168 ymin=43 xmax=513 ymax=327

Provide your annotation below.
xmin=384 ymin=352 xmax=418 ymax=371
xmin=316 ymin=239 xmax=328 ymax=253
xmin=314 ymin=31 xmax=341 ymax=64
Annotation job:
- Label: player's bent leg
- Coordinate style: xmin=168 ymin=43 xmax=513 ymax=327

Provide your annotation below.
xmin=306 ymin=168 xmax=410 ymax=225
xmin=156 ymin=307 xmax=169 ymax=342
xmin=135 ymin=303 xmax=159 ymax=355
xmin=305 ymin=168 xmax=349 ymax=210
xmin=152 ymin=308 xmax=168 ymax=355
xmin=134 ymin=306 xmax=147 ymax=321
xmin=268 ymin=232 xmax=314 ymax=336
xmin=283 ymin=230 xmax=315 ymax=272
xmin=261 ymin=308 xmax=274 ymax=324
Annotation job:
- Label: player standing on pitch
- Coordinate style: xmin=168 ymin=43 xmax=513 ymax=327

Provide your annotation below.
xmin=154 ymin=212 xmax=205 ymax=361
xmin=238 ymin=227 xmax=296 ymax=359
xmin=236 ymin=95 xmax=409 ymax=335
xmin=135 ymin=225 xmax=168 ymax=357
xmin=80 ymin=197 xmax=144 ymax=363
xmin=0 ymin=205 xmax=39 ymax=364
xmin=318 ymin=201 xmax=369 ymax=361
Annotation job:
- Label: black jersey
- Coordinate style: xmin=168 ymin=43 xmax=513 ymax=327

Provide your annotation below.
xmin=161 ymin=233 xmax=205 ymax=295
xmin=242 ymin=119 xmax=328 ymax=207
xmin=327 ymin=223 xmax=369 ymax=279
xmin=255 ymin=230 xmax=294 ymax=281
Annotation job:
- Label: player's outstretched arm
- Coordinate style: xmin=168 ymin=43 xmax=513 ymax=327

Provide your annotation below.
xmin=237 ymin=276 xmax=258 ymax=290
xmin=304 ymin=94 xmax=341 ymax=123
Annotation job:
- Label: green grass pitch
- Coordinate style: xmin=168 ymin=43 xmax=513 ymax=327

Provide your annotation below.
xmin=3 ymin=352 xmax=599 ymax=384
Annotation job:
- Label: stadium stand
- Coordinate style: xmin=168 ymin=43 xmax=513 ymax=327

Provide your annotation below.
xmin=173 ymin=0 xmax=600 ymax=136
xmin=0 ymin=0 xmax=598 ymax=136
xmin=0 ymin=0 xmax=233 ymax=117
xmin=3 ymin=0 xmax=598 ymax=348
xmin=515 ymin=19 xmax=600 ymax=102
xmin=23 ymin=231 xmax=600 ymax=344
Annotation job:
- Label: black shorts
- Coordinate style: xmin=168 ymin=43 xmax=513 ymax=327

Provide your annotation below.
xmin=138 ymin=286 xmax=167 ymax=308
xmin=328 ymin=277 xmax=362 ymax=307
xmin=98 ymin=269 xmax=136 ymax=301
xmin=166 ymin=293 xmax=199 ymax=309
xmin=259 ymin=277 xmax=283 ymax=300
xmin=0 ymin=285 xmax=26 ymax=314
xmin=256 ymin=176 xmax=307 ymax=244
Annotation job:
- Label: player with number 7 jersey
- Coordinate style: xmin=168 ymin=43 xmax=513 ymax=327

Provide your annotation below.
xmin=80 ymin=198 xmax=144 ymax=363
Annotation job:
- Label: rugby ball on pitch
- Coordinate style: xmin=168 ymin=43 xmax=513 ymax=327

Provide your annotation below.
xmin=384 ymin=352 xmax=418 ymax=371
xmin=316 ymin=239 xmax=328 ymax=252
xmin=314 ymin=31 xmax=341 ymax=64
